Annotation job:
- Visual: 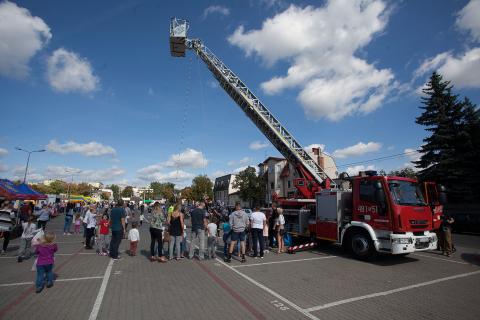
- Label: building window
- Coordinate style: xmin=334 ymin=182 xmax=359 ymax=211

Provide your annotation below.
xmin=288 ymin=180 xmax=291 ymax=188
xmin=270 ymin=182 xmax=274 ymax=189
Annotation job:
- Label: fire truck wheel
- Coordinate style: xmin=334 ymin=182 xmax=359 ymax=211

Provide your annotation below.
xmin=350 ymin=231 xmax=374 ymax=260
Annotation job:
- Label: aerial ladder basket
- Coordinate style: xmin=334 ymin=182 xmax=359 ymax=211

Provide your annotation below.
xmin=170 ymin=18 xmax=189 ymax=57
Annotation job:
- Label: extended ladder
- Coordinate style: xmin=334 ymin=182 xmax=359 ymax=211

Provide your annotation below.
xmin=170 ymin=18 xmax=335 ymax=187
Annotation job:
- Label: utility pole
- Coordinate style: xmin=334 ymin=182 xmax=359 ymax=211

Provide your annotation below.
xmin=15 ymin=147 xmax=46 ymax=183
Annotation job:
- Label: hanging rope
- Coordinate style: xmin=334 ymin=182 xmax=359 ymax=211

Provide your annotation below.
xmin=175 ymin=54 xmax=193 ymax=185
xmin=196 ymin=55 xmax=208 ymax=175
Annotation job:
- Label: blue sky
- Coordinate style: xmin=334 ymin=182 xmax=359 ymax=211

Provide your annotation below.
xmin=1 ymin=0 xmax=479 ymax=188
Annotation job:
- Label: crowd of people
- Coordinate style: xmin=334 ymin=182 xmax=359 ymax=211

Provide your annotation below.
xmin=0 ymin=197 xmax=458 ymax=294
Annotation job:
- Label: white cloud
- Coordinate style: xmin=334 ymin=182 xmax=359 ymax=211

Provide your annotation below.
xmin=414 ymin=48 xmax=480 ymax=89
xmin=404 ymin=148 xmax=420 ymax=162
xmin=46 ymin=48 xmax=99 ymax=93
xmin=0 ymin=148 xmax=8 ymax=157
xmin=0 ymin=1 xmax=51 ymax=79
xmin=0 ymin=162 xmax=7 ymax=172
xmin=207 ymin=80 xmax=219 ymax=89
xmin=203 ymin=5 xmax=230 ymax=19
xmin=138 ymin=169 xmax=194 ymax=183
xmin=333 ymin=142 xmax=382 ymax=159
xmin=228 ymin=156 xmax=253 ymax=166
xmin=456 ymin=0 xmax=480 ymax=42
xmin=44 ymin=165 xmax=125 ymax=182
xmin=163 ymin=148 xmax=208 ymax=168
xmin=210 ymin=170 xmax=228 ymax=180
xmin=249 ymin=140 xmax=269 ymax=150
xmin=345 ymin=165 xmax=376 ymax=176
xmin=9 ymin=165 xmax=44 ymax=182
xmin=228 ymin=1 xmax=395 ymax=121
xmin=233 ymin=165 xmax=259 ymax=174
xmin=46 ymin=140 xmax=116 ymax=157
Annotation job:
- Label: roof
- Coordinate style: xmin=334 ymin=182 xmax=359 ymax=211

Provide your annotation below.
xmin=259 ymin=157 xmax=285 ymax=165
xmin=0 ymin=179 xmax=47 ymax=200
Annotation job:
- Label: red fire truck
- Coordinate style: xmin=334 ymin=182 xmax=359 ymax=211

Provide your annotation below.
xmin=169 ymin=18 xmax=445 ymax=259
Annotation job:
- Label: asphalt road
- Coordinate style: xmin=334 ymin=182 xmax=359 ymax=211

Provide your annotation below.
xmin=0 ymin=213 xmax=479 ymax=320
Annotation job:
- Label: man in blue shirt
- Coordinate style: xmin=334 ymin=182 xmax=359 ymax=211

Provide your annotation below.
xmin=109 ymin=200 xmax=126 ymax=260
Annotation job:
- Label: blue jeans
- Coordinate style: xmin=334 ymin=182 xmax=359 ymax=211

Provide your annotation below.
xmin=64 ymin=215 xmax=73 ymax=233
xmin=109 ymin=230 xmax=123 ymax=259
xmin=223 ymin=232 xmax=231 ymax=256
xmin=36 ymin=264 xmax=53 ymax=289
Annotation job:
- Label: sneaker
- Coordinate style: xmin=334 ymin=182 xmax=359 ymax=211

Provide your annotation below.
xmin=260 ymin=256 xmax=264 ymax=259
xmin=46 ymin=282 xmax=53 ymax=288
xmin=36 ymin=287 xmax=44 ymax=293
xmin=241 ymin=255 xmax=246 ymax=263
xmin=17 ymin=256 xmax=23 ymax=263
xmin=63 ymin=232 xmax=67 ymax=236
xmin=0 ymin=250 xmax=5 ymax=255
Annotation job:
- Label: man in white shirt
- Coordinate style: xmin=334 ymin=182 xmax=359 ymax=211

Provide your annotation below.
xmin=250 ymin=206 xmax=266 ymax=258
xmin=83 ymin=205 xmax=97 ymax=249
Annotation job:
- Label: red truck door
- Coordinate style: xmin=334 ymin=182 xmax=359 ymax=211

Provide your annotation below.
xmin=354 ymin=177 xmax=392 ymax=231
xmin=423 ymin=182 xmax=443 ymax=230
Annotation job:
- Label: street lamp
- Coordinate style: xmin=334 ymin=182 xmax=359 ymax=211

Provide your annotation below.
xmin=65 ymin=169 xmax=81 ymax=201
xmin=15 ymin=147 xmax=46 ymax=183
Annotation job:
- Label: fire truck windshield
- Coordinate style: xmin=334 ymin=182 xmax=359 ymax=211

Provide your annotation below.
xmin=388 ymin=180 xmax=426 ymax=206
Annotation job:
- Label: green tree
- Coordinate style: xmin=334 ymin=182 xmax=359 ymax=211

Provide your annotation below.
xmin=191 ymin=175 xmax=213 ymax=201
xmin=388 ymin=167 xmax=417 ymax=179
xmin=121 ymin=186 xmax=134 ymax=198
xmin=415 ymin=72 xmax=480 ymax=202
xmin=30 ymin=184 xmax=53 ymax=194
xmin=109 ymin=184 xmax=120 ymax=201
xmin=150 ymin=182 xmax=176 ymax=202
xmin=180 ymin=186 xmax=194 ymax=201
xmin=100 ymin=192 xmax=111 ymax=201
xmin=232 ymin=166 xmax=265 ymax=207
xmin=72 ymin=183 xmax=92 ymax=196
xmin=50 ymin=180 xmax=67 ymax=194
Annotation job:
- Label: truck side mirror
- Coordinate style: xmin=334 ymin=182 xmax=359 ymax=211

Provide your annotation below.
xmin=438 ymin=184 xmax=447 ymax=205
xmin=438 ymin=192 xmax=447 ymax=205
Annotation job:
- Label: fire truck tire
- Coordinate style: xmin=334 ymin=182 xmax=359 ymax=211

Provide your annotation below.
xmin=349 ymin=231 xmax=375 ymax=260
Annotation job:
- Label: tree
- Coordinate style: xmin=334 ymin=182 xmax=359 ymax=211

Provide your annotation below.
xmin=121 ymin=186 xmax=134 ymax=198
xmin=388 ymin=167 xmax=417 ymax=179
xmin=180 ymin=187 xmax=194 ymax=201
xmin=73 ymin=183 xmax=92 ymax=196
xmin=150 ymin=182 xmax=176 ymax=202
xmin=191 ymin=175 xmax=213 ymax=201
xmin=415 ymin=72 xmax=480 ymax=202
xmin=50 ymin=180 xmax=67 ymax=194
xmin=30 ymin=184 xmax=53 ymax=194
xmin=109 ymin=184 xmax=120 ymax=201
xmin=100 ymin=192 xmax=111 ymax=201
xmin=232 ymin=166 xmax=265 ymax=207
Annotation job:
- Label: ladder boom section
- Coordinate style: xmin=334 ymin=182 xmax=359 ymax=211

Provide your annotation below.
xmin=188 ymin=39 xmax=335 ymax=186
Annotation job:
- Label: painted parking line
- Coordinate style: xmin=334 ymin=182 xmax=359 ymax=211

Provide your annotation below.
xmin=412 ymin=253 xmax=469 ymax=265
xmin=88 ymin=258 xmax=114 ymax=320
xmin=303 ymin=270 xmax=480 ymax=312
xmin=232 ymin=256 xmax=337 ymax=268
xmin=0 ymin=276 xmax=104 ymax=288
xmin=217 ymin=258 xmax=320 ymax=320
xmin=0 ymin=253 xmax=97 ymax=259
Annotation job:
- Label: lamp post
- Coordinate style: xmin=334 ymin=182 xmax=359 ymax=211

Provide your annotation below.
xmin=15 ymin=147 xmax=46 ymax=183
xmin=65 ymin=169 xmax=81 ymax=202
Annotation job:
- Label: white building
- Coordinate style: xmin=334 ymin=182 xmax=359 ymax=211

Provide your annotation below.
xmin=213 ymin=174 xmax=249 ymax=208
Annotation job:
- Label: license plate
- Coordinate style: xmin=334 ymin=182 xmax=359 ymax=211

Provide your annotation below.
xmin=417 ymin=238 xmax=429 ymax=243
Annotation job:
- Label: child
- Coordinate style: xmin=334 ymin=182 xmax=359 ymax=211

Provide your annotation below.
xmin=263 ymin=221 xmax=269 ymax=254
xmin=139 ymin=212 xmax=144 ymax=226
xmin=74 ymin=213 xmax=82 ymax=234
xmin=35 ymin=231 xmax=57 ymax=293
xmin=207 ymin=218 xmax=217 ymax=259
xmin=222 ymin=219 xmax=231 ymax=262
xmin=276 ymin=208 xmax=285 ymax=254
xmin=17 ymin=216 xmax=38 ymax=262
xmin=97 ymin=214 xmax=110 ymax=256
xmin=128 ymin=222 xmax=140 ymax=256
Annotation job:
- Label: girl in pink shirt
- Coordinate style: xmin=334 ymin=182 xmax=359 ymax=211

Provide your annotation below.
xmin=35 ymin=231 xmax=58 ymax=293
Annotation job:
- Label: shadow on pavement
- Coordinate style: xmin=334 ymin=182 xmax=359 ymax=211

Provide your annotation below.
xmin=461 ymin=253 xmax=480 ymax=266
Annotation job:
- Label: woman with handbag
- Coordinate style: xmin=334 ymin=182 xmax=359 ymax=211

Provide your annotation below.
xmin=167 ymin=204 xmax=184 ymax=260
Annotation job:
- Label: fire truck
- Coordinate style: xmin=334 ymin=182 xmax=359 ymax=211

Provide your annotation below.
xmin=169 ymin=18 xmax=445 ymax=259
